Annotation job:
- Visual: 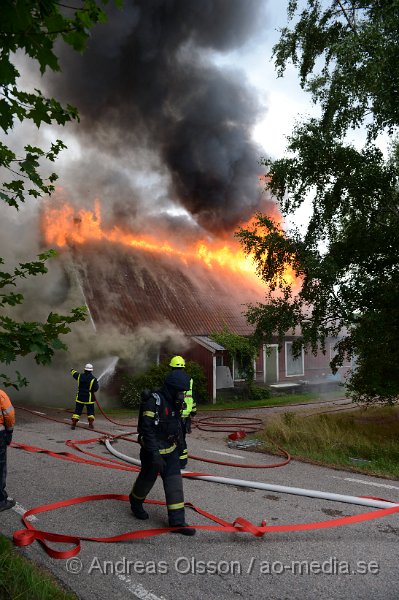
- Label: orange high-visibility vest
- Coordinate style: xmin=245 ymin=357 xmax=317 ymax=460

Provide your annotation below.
xmin=0 ymin=389 xmax=15 ymax=432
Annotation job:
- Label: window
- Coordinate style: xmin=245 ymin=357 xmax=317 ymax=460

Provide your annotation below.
xmin=232 ymin=358 xmax=246 ymax=381
xmin=285 ymin=342 xmax=304 ymax=377
xmin=216 ymin=355 xmax=224 ymax=367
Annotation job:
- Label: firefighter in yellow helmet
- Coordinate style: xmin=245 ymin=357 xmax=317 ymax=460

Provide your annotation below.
xmin=70 ymin=363 xmax=99 ymax=429
xmin=0 ymin=388 xmax=16 ymax=511
xmin=167 ymin=356 xmax=196 ymax=469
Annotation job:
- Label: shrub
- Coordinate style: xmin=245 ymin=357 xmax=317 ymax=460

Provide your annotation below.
xmin=248 ymin=385 xmax=271 ymax=401
xmin=185 ymin=360 xmax=208 ymax=403
xmin=120 ymin=360 xmax=208 ymax=409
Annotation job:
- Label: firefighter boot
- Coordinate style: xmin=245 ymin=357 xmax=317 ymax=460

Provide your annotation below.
xmin=0 ymin=498 xmax=16 ymax=512
xmin=71 ymin=418 xmax=78 ymax=430
xmin=129 ymin=496 xmax=149 ymax=520
xmin=88 ymin=418 xmax=95 ymax=429
xmin=171 ymin=524 xmax=196 ymax=536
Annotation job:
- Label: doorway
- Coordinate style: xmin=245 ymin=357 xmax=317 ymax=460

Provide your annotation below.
xmin=264 ymin=344 xmax=279 ymax=383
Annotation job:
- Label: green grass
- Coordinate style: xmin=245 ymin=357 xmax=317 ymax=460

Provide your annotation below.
xmin=0 ymin=535 xmax=77 ymax=600
xmin=197 ymin=390 xmax=345 ymax=412
xmin=258 ymin=405 xmax=399 ymax=480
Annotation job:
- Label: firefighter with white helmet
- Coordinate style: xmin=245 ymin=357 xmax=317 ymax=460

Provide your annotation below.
xmin=70 ymin=363 xmax=99 ymax=430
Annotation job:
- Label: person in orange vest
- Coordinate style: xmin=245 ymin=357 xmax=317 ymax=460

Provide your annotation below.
xmin=0 ymin=388 xmax=16 ymax=511
xmin=70 ymin=364 xmax=99 ymax=430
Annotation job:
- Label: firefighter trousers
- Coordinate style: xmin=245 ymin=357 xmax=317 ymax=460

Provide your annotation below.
xmin=130 ymin=447 xmax=185 ymax=526
xmin=72 ymin=401 xmax=95 ymax=421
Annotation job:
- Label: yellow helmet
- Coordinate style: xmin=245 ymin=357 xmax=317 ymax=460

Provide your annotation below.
xmin=169 ymin=355 xmax=185 ymax=368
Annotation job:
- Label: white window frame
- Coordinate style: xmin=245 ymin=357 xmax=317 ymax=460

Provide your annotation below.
xmin=285 ymin=341 xmax=304 ymax=377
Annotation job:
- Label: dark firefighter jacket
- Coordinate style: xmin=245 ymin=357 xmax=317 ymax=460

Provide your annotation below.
xmin=138 ymin=389 xmax=183 ymax=455
xmin=71 ymin=370 xmax=99 ymax=404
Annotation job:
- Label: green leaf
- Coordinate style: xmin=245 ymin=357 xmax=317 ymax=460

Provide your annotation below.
xmin=0 ymin=99 xmax=15 ymax=132
xmin=51 ymin=338 xmax=66 ymax=350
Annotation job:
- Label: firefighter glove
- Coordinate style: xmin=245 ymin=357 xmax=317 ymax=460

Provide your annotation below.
xmin=152 ymin=451 xmax=165 ymax=473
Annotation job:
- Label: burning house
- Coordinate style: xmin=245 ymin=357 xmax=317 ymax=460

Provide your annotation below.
xmin=2 ymin=2 xmax=348 ymax=405
xmin=41 ymin=201 xmax=347 ymax=402
xmin=42 ymin=199 xmax=271 ymax=401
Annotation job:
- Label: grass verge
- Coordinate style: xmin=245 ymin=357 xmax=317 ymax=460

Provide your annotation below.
xmin=89 ymin=391 xmax=343 ymax=417
xmin=258 ymin=405 xmax=399 ymax=480
xmin=0 ymin=535 xmax=76 ymax=600
xmin=197 ymin=390 xmax=345 ymax=412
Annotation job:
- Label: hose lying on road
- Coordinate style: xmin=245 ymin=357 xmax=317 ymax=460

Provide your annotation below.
xmin=14 ymin=491 xmax=399 ymax=560
xmin=12 ymin=481 xmax=399 ymax=559
xmin=194 ymin=415 xmax=263 ymax=433
xmin=10 ymin=404 xmax=399 ymax=559
xmin=105 ymin=439 xmax=399 ymax=510
xmin=16 ymin=403 xmax=291 ymax=469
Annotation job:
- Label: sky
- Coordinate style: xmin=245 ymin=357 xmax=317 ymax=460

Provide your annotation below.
xmin=224 ymin=0 xmax=315 ymax=230
xmin=221 ymin=1 xmax=313 ymax=160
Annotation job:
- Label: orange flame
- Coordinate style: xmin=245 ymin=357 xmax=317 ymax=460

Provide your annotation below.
xmin=42 ymin=199 xmax=296 ymax=287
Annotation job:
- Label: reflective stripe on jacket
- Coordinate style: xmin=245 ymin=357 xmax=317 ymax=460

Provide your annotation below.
xmin=138 ymin=391 xmax=181 ymax=454
xmin=182 ymin=379 xmax=196 ymax=417
xmin=0 ymin=389 xmax=15 ymax=432
xmin=71 ymin=369 xmax=99 ymax=404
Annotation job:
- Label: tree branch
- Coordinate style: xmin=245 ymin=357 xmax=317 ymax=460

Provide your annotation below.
xmin=336 ymin=0 xmax=358 ymax=33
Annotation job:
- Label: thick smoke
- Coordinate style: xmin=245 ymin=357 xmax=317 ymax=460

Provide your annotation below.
xmin=5 ymin=302 xmax=190 ymax=407
xmin=47 ymin=0 xmax=271 ymax=234
xmin=1 ymin=1 xmax=275 ymax=404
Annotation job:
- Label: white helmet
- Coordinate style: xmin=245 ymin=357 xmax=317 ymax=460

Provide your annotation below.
xmin=84 ymin=363 xmax=94 ymax=371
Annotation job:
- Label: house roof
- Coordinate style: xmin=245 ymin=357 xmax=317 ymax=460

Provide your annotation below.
xmin=192 ymin=335 xmax=226 ymax=352
xmin=71 ymin=242 xmax=266 ymax=337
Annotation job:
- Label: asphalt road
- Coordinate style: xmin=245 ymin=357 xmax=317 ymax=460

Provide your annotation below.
xmin=1 ymin=403 xmax=398 ymax=600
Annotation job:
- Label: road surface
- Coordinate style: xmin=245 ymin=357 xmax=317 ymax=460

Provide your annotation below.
xmin=0 ymin=403 xmax=398 ymax=600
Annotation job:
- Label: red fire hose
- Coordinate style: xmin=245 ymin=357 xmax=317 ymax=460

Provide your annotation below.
xmin=194 ymin=415 xmax=263 ymax=433
xmin=12 ymin=494 xmax=399 ymax=559
xmin=10 ymin=404 xmax=399 ymax=559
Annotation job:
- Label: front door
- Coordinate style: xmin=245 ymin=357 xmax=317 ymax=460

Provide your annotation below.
xmin=264 ymin=345 xmax=279 ymax=383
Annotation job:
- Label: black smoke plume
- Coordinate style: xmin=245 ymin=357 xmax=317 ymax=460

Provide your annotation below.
xmin=48 ymin=0 xmax=270 ymax=234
